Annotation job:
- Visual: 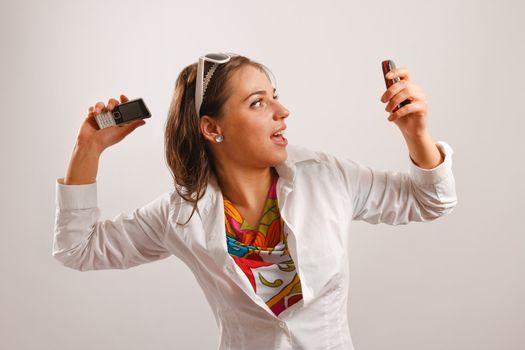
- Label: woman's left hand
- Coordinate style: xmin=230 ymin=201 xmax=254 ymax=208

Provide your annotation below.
xmin=380 ymin=67 xmax=428 ymax=138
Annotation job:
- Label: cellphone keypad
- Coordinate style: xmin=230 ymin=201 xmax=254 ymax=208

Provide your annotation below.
xmin=95 ymin=111 xmax=117 ymax=129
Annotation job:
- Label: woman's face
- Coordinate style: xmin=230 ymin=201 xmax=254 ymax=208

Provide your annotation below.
xmin=203 ymin=64 xmax=290 ymax=169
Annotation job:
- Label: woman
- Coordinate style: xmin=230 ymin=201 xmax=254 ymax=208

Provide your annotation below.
xmin=53 ymin=53 xmax=457 ymax=349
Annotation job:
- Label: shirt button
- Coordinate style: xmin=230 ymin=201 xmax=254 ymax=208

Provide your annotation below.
xmin=279 ymin=321 xmax=286 ymax=328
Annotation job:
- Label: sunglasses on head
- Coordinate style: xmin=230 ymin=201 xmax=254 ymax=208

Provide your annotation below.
xmin=194 ymin=52 xmax=277 ymax=116
xmin=195 ymin=52 xmax=237 ymax=116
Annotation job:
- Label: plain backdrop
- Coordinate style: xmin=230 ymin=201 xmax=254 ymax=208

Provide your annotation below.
xmin=1 ymin=0 xmax=524 ymax=349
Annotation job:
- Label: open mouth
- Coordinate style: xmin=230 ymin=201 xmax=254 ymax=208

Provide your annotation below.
xmin=271 ymin=129 xmax=288 ymax=145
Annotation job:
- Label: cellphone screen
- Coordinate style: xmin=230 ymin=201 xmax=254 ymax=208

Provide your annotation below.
xmin=116 ymin=99 xmax=151 ymax=123
xmin=119 ymin=101 xmax=142 ymax=121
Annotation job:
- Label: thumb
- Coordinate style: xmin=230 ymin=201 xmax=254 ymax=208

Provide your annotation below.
xmin=117 ymin=119 xmax=146 ymax=135
xmin=131 ymin=119 xmax=146 ymax=127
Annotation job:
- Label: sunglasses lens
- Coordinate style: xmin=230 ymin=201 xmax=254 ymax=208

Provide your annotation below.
xmin=205 ymin=53 xmax=230 ymax=61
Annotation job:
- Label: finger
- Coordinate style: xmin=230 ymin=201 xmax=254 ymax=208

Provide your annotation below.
xmin=87 ymin=106 xmax=96 ymax=120
xmin=85 ymin=111 xmax=99 ymax=129
xmin=94 ymin=101 xmax=106 ymax=114
xmin=385 ymin=89 xmax=410 ymax=113
xmin=107 ymin=98 xmax=120 ymax=111
xmin=388 ymin=100 xmax=426 ymax=121
xmin=120 ymin=94 xmax=129 ymax=103
xmin=386 ymin=88 xmax=424 ymax=112
xmin=385 ymin=67 xmax=411 ymax=82
xmin=117 ymin=118 xmax=146 ymax=129
xmin=85 ymin=110 xmax=94 ymax=121
xmin=381 ymin=80 xmax=408 ymax=103
xmin=116 ymin=119 xmax=146 ymax=136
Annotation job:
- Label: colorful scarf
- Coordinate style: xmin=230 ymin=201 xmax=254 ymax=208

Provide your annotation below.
xmin=224 ymin=171 xmax=303 ymax=316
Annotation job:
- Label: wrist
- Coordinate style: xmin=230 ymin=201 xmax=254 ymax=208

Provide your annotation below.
xmin=73 ymin=140 xmax=103 ymax=157
xmin=64 ymin=142 xmax=101 ymax=185
xmin=403 ymin=132 xmax=443 ymax=169
xmin=401 ymin=129 xmax=431 ymax=143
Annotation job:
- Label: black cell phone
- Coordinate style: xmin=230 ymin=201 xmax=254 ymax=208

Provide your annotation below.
xmin=95 ymin=98 xmax=151 ymax=129
xmin=381 ymin=59 xmax=410 ymax=113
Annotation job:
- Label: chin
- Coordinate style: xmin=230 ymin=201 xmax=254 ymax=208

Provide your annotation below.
xmin=268 ymin=148 xmax=288 ymax=166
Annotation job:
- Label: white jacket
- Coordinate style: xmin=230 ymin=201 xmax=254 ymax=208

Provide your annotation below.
xmin=53 ymin=141 xmax=457 ymax=350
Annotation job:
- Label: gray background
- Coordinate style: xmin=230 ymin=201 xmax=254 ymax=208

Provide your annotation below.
xmin=1 ymin=0 xmax=523 ymax=349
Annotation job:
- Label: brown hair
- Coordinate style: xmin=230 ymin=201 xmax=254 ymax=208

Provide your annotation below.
xmin=164 ymin=54 xmax=270 ymax=225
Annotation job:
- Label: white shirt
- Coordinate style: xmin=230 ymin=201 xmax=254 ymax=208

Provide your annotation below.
xmin=53 ymin=141 xmax=457 ymax=350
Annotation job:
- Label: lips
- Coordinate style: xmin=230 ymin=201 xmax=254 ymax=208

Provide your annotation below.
xmin=270 ymin=125 xmax=288 ymax=146
xmin=271 ymin=125 xmax=287 ymax=137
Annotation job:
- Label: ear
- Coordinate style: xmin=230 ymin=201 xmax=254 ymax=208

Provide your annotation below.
xmin=200 ymin=115 xmax=222 ymax=142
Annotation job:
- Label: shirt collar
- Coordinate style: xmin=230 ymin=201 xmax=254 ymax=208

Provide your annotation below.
xmin=197 ymin=143 xmax=320 ymax=213
xmin=274 ymin=143 xmax=320 ymax=183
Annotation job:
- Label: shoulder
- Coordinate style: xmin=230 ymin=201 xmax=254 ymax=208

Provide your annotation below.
xmin=285 ymin=143 xmax=344 ymax=166
xmin=282 ymin=144 xmax=363 ymax=185
xmin=285 ymin=143 xmax=322 ymax=164
xmin=279 ymin=144 xmax=353 ymax=184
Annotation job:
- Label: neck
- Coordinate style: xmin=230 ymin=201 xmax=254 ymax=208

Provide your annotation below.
xmin=214 ymin=162 xmax=275 ymax=209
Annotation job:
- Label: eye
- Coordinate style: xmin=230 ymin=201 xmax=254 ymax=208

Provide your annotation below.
xmin=251 ymin=99 xmax=263 ymax=108
xmin=250 ymin=94 xmax=280 ymax=108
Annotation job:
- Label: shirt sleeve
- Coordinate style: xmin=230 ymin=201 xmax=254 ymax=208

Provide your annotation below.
xmin=336 ymin=141 xmax=458 ymax=225
xmin=52 ymin=178 xmax=172 ymax=271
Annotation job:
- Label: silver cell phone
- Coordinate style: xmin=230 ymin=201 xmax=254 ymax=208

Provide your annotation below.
xmin=95 ymin=98 xmax=151 ymax=129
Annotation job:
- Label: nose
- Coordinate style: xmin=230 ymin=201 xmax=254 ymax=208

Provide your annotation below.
xmin=273 ymin=100 xmax=290 ymax=120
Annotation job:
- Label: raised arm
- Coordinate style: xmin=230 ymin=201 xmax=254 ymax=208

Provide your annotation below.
xmin=53 ymin=182 xmax=172 ymax=271
xmin=63 ymin=95 xmax=145 ymax=185
xmin=337 ymin=63 xmax=457 ymax=224
xmin=337 ymin=140 xmax=457 ymax=225
xmin=52 ymin=95 xmax=172 ymax=271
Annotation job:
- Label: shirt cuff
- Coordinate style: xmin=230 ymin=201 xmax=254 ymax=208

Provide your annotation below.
xmin=55 ymin=177 xmax=98 ymax=209
xmin=408 ymin=141 xmax=454 ymax=185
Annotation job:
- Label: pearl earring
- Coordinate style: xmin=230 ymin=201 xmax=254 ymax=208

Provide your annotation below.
xmin=214 ymin=134 xmax=224 ymax=143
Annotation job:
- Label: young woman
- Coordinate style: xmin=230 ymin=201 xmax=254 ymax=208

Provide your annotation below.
xmin=53 ymin=53 xmax=457 ymax=349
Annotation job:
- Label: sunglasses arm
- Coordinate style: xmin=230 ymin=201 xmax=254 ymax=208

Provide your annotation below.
xmin=195 ymin=57 xmax=205 ymax=115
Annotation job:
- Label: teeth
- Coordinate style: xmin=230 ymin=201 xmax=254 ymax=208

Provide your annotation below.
xmin=273 ymin=130 xmax=285 ymax=136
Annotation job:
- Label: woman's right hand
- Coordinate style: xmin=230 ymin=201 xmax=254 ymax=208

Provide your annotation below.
xmin=77 ymin=94 xmax=146 ymax=153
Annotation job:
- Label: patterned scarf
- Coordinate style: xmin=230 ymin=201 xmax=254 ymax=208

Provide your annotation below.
xmin=224 ymin=170 xmax=303 ymax=316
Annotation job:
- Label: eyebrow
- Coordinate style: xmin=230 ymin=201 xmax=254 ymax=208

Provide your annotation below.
xmin=243 ymin=88 xmax=276 ymax=102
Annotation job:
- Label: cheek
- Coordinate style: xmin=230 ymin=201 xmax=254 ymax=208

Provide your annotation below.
xmin=230 ymin=119 xmax=269 ymax=143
